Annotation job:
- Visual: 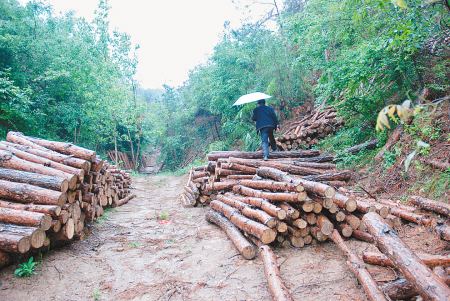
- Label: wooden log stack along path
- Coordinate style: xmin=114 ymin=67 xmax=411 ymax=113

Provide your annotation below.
xmin=180 ymin=149 xmax=450 ymax=301
xmin=0 ymin=131 xmax=134 ymax=269
xmin=275 ymin=106 xmax=344 ymax=150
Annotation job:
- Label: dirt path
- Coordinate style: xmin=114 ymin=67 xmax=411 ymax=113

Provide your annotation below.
xmin=1 ymin=174 xmax=442 ymax=301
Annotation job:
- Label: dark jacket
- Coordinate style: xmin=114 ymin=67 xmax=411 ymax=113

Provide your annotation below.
xmin=252 ymin=105 xmax=278 ymax=131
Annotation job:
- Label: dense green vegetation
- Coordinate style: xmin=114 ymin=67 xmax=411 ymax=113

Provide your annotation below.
xmin=0 ymin=0 xmax=150 ymax=167
xmin=1 ymin=0 xmax=448 ymax=171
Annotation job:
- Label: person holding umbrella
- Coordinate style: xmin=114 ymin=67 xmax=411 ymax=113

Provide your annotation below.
xmin=233 ymin=92 xmax=279 ymax=160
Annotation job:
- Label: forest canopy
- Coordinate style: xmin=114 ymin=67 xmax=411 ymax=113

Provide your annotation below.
xmin=1 ymin=0 xmax=449 ymax=171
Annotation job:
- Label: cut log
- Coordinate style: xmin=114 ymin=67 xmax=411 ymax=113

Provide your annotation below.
xmin=0 ymin=168 xmax=68 ymax=193
xmin=409 ymin=195 xmax=450 ymax=217
xmin=216 ymin=195 xmax=277 ymax=228
xmin=210 ymin=200 xmax=276 ymax=244
xmin=113 ymin=194 xmax=136 ymax=207
xmin=224 ymin=193 xmax=287 ymax=220
xmin=0 ymin=200 xmax=60 ymax=218
xmin=0 ymin=179 xmax=66 ymax=206
xmin=10 ymin=132 xmax=96 ymax=161
xmin=317 ymin=215 xmax=334 ymax=236
xmin=330 ymin=230 xmax=387 ymax=301
xmin=228 ymin=157 xmax=326 ymax=176
xmin=205 ymin=210 xmax=256 ymax=260
xmin=0 ymin=207 xmax=52 ymax=230
xmin=362 ymin=251 xmax=450 ymax=268
xmin=436 ymin=223 xmax=450 ymax=241
xmin=333 ymin=193 xmax=357 ymax=213
xmin=0 ymin=232 xmax=31 ymax=253
xmin=279 ymin=203 xmax=300 ymax=219
xmin=0 ymin=150 xmax=77 ymax=189
xmin=237 ymin=180 xmax=304 ymax=192
xmin=233 ymin=185 xmax=306 ymax=202
xmin=0 ymin=223 xmax=45 ymax=248
xmin=207 ymin=150 xmax=320 ymax=161
xmin=259 ymin=245 xmax=294 ymax=301
xmin=363 ymin=212 xmax=450 ymax=300
xmin=345 ymin=214 xmax=361 ymax=230
xmin=0 ymin=142 xmax=84 ymax=179
xmin=256 ymin=167 xmax=335 ymax=198
xmin=352 ymin=229 xmax=374 ymax=243
xmin=382 ymin=267 xmax=450 ymax=300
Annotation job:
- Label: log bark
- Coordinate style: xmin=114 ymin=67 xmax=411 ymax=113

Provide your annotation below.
xmin=0 ymin=207 xmax=52 ymax=230
xmin=233 ymin=185 xmax=306 ymax=202
xmin=363 ymin=212 xmax=450 ymax=300
xmin=0 ymin=199 xmax=60 ymax=218
xmin=333 ymin=193 xmax=357 ymax=213
xmin=0 ymin=232 xmax=30 ymax=253
xmin=436 ymin=223 xmax=450 ymax=241
xmin=3 ymin=138 xmax=90 ymax=171
xmin=237 ymin=180 xmax=304 ymax=193
xmin=0 ymin=179 xmax=67 ymax=206
xmin=303 ymin=171 xmax=352 ymax=182
xmin=216 ymin=195 xmax=277 ymax=228
xmin=256 ymin=167 xmax=336 ymax=198
xmin=0 ymin=168 xmax=68 ymax=193
xmin=205 ymin=210 xmax=256 ymax=260
xmin=0 ymin=251 xmax=10 ymax=268
xmin=0 ymin=142 xmax=84 ymax=179
xmin=209 ymin=200 xmax=276 ymax=244
xmin=0 ymin=223 xmax=45 ymax=248
xmin=382 ymin=267 xmax=450 ymax=300
xmin=224 ymin=193 xmax=287 ymax=220
xmin=9 ymin=132 xmax=96 ymax=161
xmin=259 ymin=245 xmax=294 ymax=301
xmin=409 ymin=195 xmax=450 ymax=217
xmin=352 ymin=229 xmax=374 ymax=243
xmin=362 ymin=251 xmax=450 ymax=268
xmin=330 ymin=230 xmax=387 ymax=301
xmin=207 ymin=150 xmax=320 ymax=161
xmin=375 ymin=126 xmax=402 ymax=161
xmin=0 ymin=150 xmax=77 ymax=189
xmin=113 ymin=194 xmax=136 ymax=207
xmin=420 ymin=158 xmax=450 ymax=171
xmin=229 ymin=157 xmax=326 ymax=176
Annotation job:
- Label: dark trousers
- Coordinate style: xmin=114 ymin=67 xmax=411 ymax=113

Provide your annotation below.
xmin=260 ymin=127 xmax=277 ymax=158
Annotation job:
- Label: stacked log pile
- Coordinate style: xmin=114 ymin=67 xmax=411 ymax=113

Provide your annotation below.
xmin=0 ymin=132 xmax=134 ymax=269
xmin=276 ymin=107 xmax=344 ymax=150
xmin=180 ymin=150 xmax=450 ymax=300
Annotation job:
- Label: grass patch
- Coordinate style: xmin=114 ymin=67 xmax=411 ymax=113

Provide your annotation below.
xmin=14 ymin=257 xmax=37 ymax=278
xmin=96 ymin=207 xmax=117 ymax=224
xmin=157 ymin=211 xmax=170 ymax=221
xmin=92 ymin=288 xmax=101 ymax=301
xmin=128 ymin=241 xmax=142 ymax=248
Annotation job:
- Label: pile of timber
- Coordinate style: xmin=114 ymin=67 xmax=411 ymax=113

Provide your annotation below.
xmin=180 ymin=150 xmax=450 ymax=301
xmin=276 ymin=107 xmax=344 ymax=150
xmin=0 ymin=132 xmax=134 ymax=269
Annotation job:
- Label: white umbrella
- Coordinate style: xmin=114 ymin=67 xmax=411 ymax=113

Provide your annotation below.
xmin=233 ymin=92 xmax=272 ymax=106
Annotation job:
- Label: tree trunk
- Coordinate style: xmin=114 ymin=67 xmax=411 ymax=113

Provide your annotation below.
xmin=436 ymin=223 xmax=450 ymax=241
xmin=229 ymin=157 xmax=326 ymax=176
xmin=332 ymin=193 xmax=357 ymax=213
xmin=0 ymin=179 xmax=67 ymax=206
xmin=0 ymin=167 xmax=68 ymax=192
xmin=345 ymin=139 xmax=378 ymax=155
xmin=209 ymin=200 xmax=276 ymax=244
xmin=113 ymin=194 xmax=136 ymax=207
xmin=0 ymin=150 xmax=77 ymax=189
xmin=256 ymin=167 xmax=335 ymax=198
xmin=362 ymin=251 xmax=450 ymax=268
xmin=205 ymin=210 xmax=256 ymax=260
xmin=330 ymin=230 xmax=387 ymax=301
xmin=352 ymin=229 xmax=374 ymax=243
xmin=363 ymin=212 xmax=450 ymax=300
xmin=0 ymin=199 xmax=60 ymax=218
xmin=259 ymin=245 xmax=294 ymax=301
xmin=233 ymin=185 xmax=306 ymax=203
xmin=409 ymin=195 xmax=450 ymax=217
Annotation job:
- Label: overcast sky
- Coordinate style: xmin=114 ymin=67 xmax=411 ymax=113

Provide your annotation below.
xmin=21 ymin=0 xmax=274 ymax=89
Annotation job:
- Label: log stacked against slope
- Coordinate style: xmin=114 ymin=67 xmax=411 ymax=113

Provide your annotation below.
xmin=184 ymin=150 xmax=450 ymax=300
xmin=0 ymin=132 xmax=134 ymax=269
xmin=276 ymin=107 xmax=344 ymax=150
